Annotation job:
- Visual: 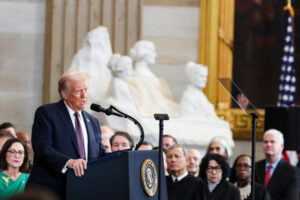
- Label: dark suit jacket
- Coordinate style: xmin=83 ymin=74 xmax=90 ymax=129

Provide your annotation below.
xmin=27 ymin=100 xmax=105 ymax=199
xmin=256 ymin=159 xmax=300 ymax=200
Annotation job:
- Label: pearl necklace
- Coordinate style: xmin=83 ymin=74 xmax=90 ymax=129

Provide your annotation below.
xmin=235 ymin=182 xmax=251 ymax=200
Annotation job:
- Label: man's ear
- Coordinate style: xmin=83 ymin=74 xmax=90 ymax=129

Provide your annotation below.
xmin=61 ymin=90 xmax=68 ymax=100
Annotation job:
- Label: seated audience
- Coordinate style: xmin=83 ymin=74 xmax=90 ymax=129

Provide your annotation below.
xmin=186 ymin=149 xmax=201 ymax=177
xmin=166 ymin=144 xmax=209 ymax=200
xmin=230 ymin=154 xmax=270 ymax=200
xmin=101 ymin=134 xmax=112 ymax=153
xmin=0 ymin=132 xmax=15 ymax=151
xmin=256 ymin=129 xmax=300 ymax=200
xmin=110 ymin=131 xmax=134 ymax=152
xmin=138 ymin=141 xmax=153 ymax=150
xmin=163 ymin=135 xmax=177 ymax=150
xmin=0 ymin=122 xmax=16 ymax=137
xmin=0 ymin=138 xmax=29 ymax=199
xmin=199 ymin=154 xmax=240 ymax=200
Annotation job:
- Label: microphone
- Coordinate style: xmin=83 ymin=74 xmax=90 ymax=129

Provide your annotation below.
xmin=90 ymin=103 xmax=122 ymax=117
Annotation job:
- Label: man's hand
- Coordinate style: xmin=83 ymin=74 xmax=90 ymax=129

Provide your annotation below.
xmin=67 ymin=159 xmax=87 ymax=177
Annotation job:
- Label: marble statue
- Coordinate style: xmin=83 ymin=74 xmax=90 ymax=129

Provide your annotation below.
xmin=68 ymin=26 xmax=113 ymax=104
xmin=67 ymin=26 xmax=233 ymax=152
xmin=129 ymin=40 xmax=157 ymax=77
xmin=180 ymin=61 xmax=220 ymax=120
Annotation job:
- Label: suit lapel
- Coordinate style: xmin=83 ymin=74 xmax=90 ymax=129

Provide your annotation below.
xmin=57 ymin=100 xmax=81 ymax=157
xmin=268 ymin=159 xmax=284 ymax=188
xmin=82 ymin=111 xmax=94 ymax=160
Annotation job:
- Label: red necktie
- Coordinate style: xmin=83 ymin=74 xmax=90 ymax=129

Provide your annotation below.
xmin=264 ymin=165 xmax=272 ymax=187
xmin=74 ymin=112 xmax=86 ymax=160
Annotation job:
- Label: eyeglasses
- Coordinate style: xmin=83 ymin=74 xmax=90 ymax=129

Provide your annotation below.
xmin=236 ymin=163 xmax=251 ymax=169
xmin=7 ymin=149 xmax=24 ymax=155
xmin=207 ymin=166 xmax=222 ymax=173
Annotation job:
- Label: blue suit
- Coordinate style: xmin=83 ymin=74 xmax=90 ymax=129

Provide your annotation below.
xmin=27 ymin=100 xmax=105 ymax=198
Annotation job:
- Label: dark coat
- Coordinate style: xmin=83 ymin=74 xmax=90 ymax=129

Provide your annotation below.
xmin=208 ymin=179 xmax=240 ymax=200
xmin=27 ymin=100 xmax=105 ymax=199
xmin=166 ymin=174 xmax=210 ymax=200
xmin=256 ymin=159 xmax=300 ymax=200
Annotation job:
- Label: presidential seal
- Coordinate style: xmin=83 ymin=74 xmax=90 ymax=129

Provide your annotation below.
xmin=141 ymin=159 xmax=158 ymax=196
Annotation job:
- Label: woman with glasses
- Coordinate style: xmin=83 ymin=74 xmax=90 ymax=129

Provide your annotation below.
xmin=199 ymin=154 xmax=240 ymax=200
xmin=230 ymin=154 xmax=270 ymax=200
xmin=0 ymin=138 xmax=29 ymax=199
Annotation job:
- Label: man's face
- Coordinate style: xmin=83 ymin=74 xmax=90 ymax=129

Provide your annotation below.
xmin=263 ymin=133 xmax=283 ymax=160
xmin=166 ymin=147 xmax=186 ymax=174
xmin=62 ymin=80 xmax=88 ymax=112
xmin=163 ymin=137 xmax=175 ymax=150
xmin=208 ymin=141 xmax=227 ymax=158
xmin=186 ymin=149 xmax=201 ymax=174
xmin=2 ymin=127 xmax=16 ymax=137
xmin=111 ymin=135 xmax=131 ymax=152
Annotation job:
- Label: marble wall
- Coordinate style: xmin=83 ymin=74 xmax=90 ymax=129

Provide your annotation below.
xmin=0 ymin=0 xmax=45 ymax=133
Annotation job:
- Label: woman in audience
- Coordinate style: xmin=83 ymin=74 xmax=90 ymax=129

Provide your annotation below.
xmin=0 ymin=138 xmax=29 ymax=199
xmin=230 ymin=154 xmax=270 ymax=200
xmin=199 ymin=154 xmax=240 ymax=200
xmin=110 ymin=131 xmax=134 ymax=152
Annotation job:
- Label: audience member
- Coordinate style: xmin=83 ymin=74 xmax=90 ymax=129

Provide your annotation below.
xmin=199 ymin=154 xmax=240 ymax=200
xmin=230 ymin=154 xmax=270 ymax=200
xmin=163 ymin=135 xmax=177 ymax=150
xmin=166 ymin=144 xmax=209 ymax=200
xmin=8 ymin=186 xmax=59 ymax=200
xmin=0 ymin=122 xmax=16 ymax=137
xmin=206 ymin=136 xmax=232 ymax=163
xmin=100 ymin=125 xmax=114 ymax=137
xmin=0 ymin=132 xmax=15 ymax=151
xmin=110 ymin=131 xmax=134 ymax=152
xmin=186 ymin=149 xmax=201 ymax=177
xmin=16 ymin=132 xmax=33 ymax=172
xmin=255 ymin=129 xmax=300 ymax=200
xmin=0 ymin=138 xmax=29 ymax=199
xmin=138 ymin=141 xmax=153 ymax=150
xmin=101 ymin=134 xmax=111 ymax=153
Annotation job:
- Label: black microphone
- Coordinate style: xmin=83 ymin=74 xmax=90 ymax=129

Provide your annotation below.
xmin=90 ymin=103 xmax=122 ymax=117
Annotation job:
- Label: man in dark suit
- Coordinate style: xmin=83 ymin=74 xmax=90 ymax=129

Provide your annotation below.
xmin=26 ymin=71 xmax=105 ymax=199
xmin=166 ymin=144 xmax=209 ymax=200
xmin=256 ymin=129 xmax=299 ymax=200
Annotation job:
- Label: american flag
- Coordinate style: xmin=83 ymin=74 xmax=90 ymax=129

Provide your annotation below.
xmin=277 ymin=10 xmax=296 ymax=106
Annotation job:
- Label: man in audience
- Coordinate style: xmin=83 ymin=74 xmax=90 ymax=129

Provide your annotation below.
xmin=166 ymin=144 xmax=209 ymax=200
xmin=101 ymin=134 xmax=112 ymax=153
xmin=186 ymin=149 xmax=201 ymax=177
xmin=163 ymin=135 xmax=177 ymax=150
xmin=110 ymin=131 xmax=134 ymax=152
xmin=256 ymin=129 xmax=300 ymax=200
xmin=0 ymin=131 xmax=14 ymax=150
xmin=0 ymin=122 xmax=16 ymax=137
xmin=138 ymin=141 xmax=153 ymax=150
xmin=100 ymin=125 xmax=114 ymax=137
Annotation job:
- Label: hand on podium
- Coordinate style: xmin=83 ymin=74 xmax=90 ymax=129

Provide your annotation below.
xmin=67 ymin=159 xmax=87 ymax=177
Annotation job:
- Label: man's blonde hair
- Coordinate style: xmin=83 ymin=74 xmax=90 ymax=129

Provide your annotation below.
xmin=58 ymin=71 xmax=90 ymax=97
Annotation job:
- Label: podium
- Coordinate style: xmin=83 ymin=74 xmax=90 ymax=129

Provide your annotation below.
xmin=265 ymin=106 xmax=300 ymax=150
xmin=66 ymin=150 xmax=168 ymax=200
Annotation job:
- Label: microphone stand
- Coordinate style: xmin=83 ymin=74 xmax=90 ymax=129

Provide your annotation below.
xmin=154 ymin=114 xmax=169 ymax=200
xmin=107 ymin=105 xmax=144 ymax=150
xmin=250 ymin=113 xmax=258 ymax=200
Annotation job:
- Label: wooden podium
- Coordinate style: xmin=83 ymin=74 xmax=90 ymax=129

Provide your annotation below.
xmin=66 ymin=150 xmax=167 ymax=200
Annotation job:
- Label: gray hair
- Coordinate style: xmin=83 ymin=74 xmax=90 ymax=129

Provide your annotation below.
xmin=207 ymin=136 xmax=233 ymax=162
xmin=167 ymin=144 xmax=187 ymax=157
xmin=264 ymin=129 xmax=284 ymax=145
